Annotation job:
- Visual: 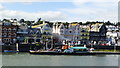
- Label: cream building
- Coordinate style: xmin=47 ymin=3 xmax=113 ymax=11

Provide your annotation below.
xmin=53 ymin=23 xmax=81 ymax=41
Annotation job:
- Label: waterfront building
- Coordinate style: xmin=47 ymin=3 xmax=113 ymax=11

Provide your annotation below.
xmin=32 ymin=21 xmax=53 ymax=49
xmin=17 ymin=23 xmax=29 ymax=44
xmin=80 ymin=25 xmax=90 ymax=45
xmin=89 ymin=23 xmax=107 ymax=45
xmin=0 ymin=21 xmax=18 ymax=45
xmin=106 ymin=32 xmax=119 ymax=45
xmin=106 ymin=25 xmax=119 ymax=32
xmin=27 ymin=28 xmax=42 ymax=44
xmin=53 ymin=23 xmax=81 ymax=44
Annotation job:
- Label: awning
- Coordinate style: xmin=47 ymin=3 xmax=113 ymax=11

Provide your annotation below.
xmin=71 ymin=47 xmax=87 ymax=49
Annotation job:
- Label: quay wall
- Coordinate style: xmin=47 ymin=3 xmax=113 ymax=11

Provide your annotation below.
xmin=1 ymin=44 xmax=120 ymax=52
xmin=18 ymin=44 xmax=120 ymax=52
xmin=86 ymin=45 xmax=120 ymax=50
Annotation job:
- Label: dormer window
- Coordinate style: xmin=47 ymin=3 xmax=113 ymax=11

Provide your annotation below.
xmin=61 ymin=27 xmax=64 ymax=29
xmin=8 ymin=28 xmax=11 ymax=32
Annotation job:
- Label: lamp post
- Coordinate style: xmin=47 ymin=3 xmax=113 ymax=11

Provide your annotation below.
xmin=114 ymin=44 xmax=116 ymax=52
xmin=114 ymin=37 xmax=117 ymax=52
xmin=45 ymin=39 xmax=48 ymax=50
xmin=50 ymin=36 xmax=53 ymax=49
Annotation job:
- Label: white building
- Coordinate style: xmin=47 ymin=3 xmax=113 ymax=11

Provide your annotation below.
xmin=53 ymin=23 xmax=81 ymax=41
xmin=106 ymin=25 xmax=119 ymax=31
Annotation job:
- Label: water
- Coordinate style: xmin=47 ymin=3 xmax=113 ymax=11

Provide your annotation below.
xmin=2 ymin=53 xmax=119 ymax=66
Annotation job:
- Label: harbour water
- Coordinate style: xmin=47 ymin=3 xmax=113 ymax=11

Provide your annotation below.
xmin=2 ymin=53 xmax=119 ymax=66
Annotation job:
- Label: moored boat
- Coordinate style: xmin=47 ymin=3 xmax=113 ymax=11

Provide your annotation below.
xmin=4 ymin=50 xmax=19 ymax=52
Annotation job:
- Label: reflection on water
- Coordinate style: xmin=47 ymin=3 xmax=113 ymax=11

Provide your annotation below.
xmin=2 ymin=53 xmax=119 ymax=66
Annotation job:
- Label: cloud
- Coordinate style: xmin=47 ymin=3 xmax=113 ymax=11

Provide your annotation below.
xmin=72 ymin=0 xmax=118 ymax=5
xmin=0 ymin=0 xmax=72 ymax=2
xmin=0 ymin=4 xmax=4 ymax=9
xmin=0 ymin=4 xmax=68 ymax=21
xmin=0 ymin=0 xmax=119 ymax=22
xmin=59 ymin=0 xmax=118 ymax=22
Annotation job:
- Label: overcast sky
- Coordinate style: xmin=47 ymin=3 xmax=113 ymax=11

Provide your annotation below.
xmin=0 ymin=0 xmax=119 ymax=23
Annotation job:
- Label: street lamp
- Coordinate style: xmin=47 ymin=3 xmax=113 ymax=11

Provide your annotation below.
xmin=45 ymin=39 xmax=48 ymax=50
xmin=114 ymin=44 xmax=117 ymax=52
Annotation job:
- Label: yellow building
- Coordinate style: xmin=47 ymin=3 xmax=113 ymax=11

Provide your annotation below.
xmin=32 ymin=22 xmax=53 ymax=49
xmin=88 ymin=23 xmax=103 ymax=32
xmin=80 ymin=28 xmax=90 ymax=40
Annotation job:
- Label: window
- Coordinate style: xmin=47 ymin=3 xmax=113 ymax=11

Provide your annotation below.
xmin=36 ymin=39 xmax=40 ymax=42
xmin=60 ymin=30 xmax=63 ymax=33
xmin=82 ymin=34 xmax=84 ymax=36
xmin=3 ymin=39 xmax=6 ymax=42
xmin=8 ymin=28 xmax=11 ymax=32
xmin=3 ymin=28 xmax=7 ymax=32
xmin=76 ymin=37 xmax=78 ymax=39
xmin=3 ymin=33 xmax=7 ymax=37
xmin=8 ymin=33 xmax=11 ymax=37
xmin=0 ymin=33 xmax=1 ymax=37
xmin=12 ymin=33 xmax=16 ymax=37
xmin=0 ymin=28 xmax=1 ymax=32
xmin=8 ymin=39 xmax=11 ymax=42
xmin=61 ymin=27 xmax=64 ymax=29
xmin=13 ymin=39 xmax=16 ymax=42
xmin=13 ymin=28 xmax=16 ymax=31
xmin=43 ymin=32 xmax=46 ymax=34
xmin=0 ymin=39 xmax=1 ymax=42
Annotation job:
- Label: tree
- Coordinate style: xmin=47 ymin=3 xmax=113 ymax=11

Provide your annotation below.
xmin=2 ymin=19 xmax=10 ymax=22
xmin=78 ymin=22 xmax=82 ymax=25
xmin=24 ymin=21 xmax=32 ymax=26
xmin=19 ymin=19 xmax=25 ymax=23
xmin=116 ymin=22 xmax=120 ymax=26
xmin=104 ymin=21 xmax=114 ymax=25
xmin=71 ymin=22 xmax=78 ymax=24
xmin=14 ymin=19 xmax=17 ymax=21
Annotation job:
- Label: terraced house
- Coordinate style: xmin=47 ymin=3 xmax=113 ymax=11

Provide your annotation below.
xmin=80 ymin=25 xmax=90 ymax=45
xmin=0 ymin=21 xmax=17 ymax=45
xmin=53 ymin=23 xmax=81 ymax=43
xmin=32 ymin=21 xmax=53 ymax=49
xmin=89 ymin=23 xmax=107 ymax=45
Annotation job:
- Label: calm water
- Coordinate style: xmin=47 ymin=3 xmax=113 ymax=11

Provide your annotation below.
xmin=2 ymin=53 xmax=119 ymax=66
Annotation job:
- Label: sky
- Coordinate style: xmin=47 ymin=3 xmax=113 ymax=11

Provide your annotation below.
xmin=0 ymin=0 xmax=119 ymax=23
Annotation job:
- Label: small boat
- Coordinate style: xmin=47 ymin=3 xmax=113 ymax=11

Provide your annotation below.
xmin=4 ymin=50 xmax=19 ymax=52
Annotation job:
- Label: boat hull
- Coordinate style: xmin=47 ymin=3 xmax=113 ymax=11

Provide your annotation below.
xmin=30 ymin=51 xmax=120 ymax=55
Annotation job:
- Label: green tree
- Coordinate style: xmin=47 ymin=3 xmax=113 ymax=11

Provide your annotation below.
xmin=104 ymin=21 xmax=114 ymax=25
xmin=19 ymin=19 xmax=25 ymax=23
xmin=78 ymin=22 xmax=82 ymax=25
xmin=116 ymin=22 xmax=120 ymax=26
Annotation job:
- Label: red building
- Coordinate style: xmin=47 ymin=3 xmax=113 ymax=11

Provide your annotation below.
xmin=0 ymin=22 xmax=17 ymax=45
